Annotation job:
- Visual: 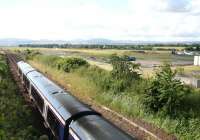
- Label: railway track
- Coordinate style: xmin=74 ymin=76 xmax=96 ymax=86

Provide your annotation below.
xmin=5 ymin=51 xmax=177 ymax=140
xmin=6 ymin=51 xmax=49 ymax=138
xmin=6 ymin=52 xmax=31 ymax=102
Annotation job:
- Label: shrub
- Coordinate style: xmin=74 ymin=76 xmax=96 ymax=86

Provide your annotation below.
xmin=33 ymin=55 xmax=88 ymax=72
xmin=57 ymin=57 xmax=88 ymax=72
xmin=25 ymin=50 xmax=41 ymax=60
xmin=142 ymin=63 xmax=190 ymax=116
xmin=110 ymin=54 xmax=140 ymax=92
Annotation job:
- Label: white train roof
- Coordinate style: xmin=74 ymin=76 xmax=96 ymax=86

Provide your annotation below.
xmin=26 ymin=70 xmax=91 ymax=121
xmin=17 ymin=61 xmax=35 ymax=75
xmin=18 ymin=62 xmax=134 ymax=139
xmin=27 ymin=71 xmax=64 ymax=109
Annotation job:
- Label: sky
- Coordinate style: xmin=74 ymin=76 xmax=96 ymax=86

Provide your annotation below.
xmin=0 ymin=0 xmax=200 ymax=42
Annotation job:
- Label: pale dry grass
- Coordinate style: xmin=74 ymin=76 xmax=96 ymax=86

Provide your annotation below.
xmin=179 ymin=65 xmax=200 ymax=73
xmin=87 ymin=60 xmax=113 ymax=71
xmin=141 ymin=68 xmax=155 ymax=78
xmin=87 ymin=59 xmax=156 ymax=78
xmin=29 ymin=60 xmax=99 ymax=102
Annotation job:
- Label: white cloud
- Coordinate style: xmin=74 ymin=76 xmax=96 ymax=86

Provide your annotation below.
xmin=0 ymin=0 xmax=199 ymax=41
xmin=165 ymin=0 xmax=191 ymax=12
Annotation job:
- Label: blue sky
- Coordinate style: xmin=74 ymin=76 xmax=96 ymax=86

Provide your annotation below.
xmin=0 ymin=0 xmax=200 ymax=41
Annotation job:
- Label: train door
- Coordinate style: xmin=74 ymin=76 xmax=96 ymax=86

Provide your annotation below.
xmin=47 ymin=107 xmax=61 ymax=140
xmin=59 ymin=124 xmax=65 ymax=140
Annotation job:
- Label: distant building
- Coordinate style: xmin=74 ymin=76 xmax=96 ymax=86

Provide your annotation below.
xmin=194 ymin=56 xmax=200 ymax=66
xmin=176 ymin=75 xmax=200 ymax=88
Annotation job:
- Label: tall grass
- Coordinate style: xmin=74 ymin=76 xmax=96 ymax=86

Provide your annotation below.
xmin=29 ymin=54 xmax=200 ymax=140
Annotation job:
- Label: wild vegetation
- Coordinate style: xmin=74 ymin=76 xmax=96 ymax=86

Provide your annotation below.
xmin=25 ymin=50 xmax=200 ymax=140
xmin=0 ymin=54 xmax=46 ymax=140
xmin=19 ymin=43 xmax=200 ymax=51
xmin=142 ymin=64 xmax=191 ymax=116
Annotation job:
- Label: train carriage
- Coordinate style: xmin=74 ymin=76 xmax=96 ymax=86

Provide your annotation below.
xmin=17 ymin=61 xmax=35 ymax=91
xmin=17 ymin=61 xmax=136 ymax=140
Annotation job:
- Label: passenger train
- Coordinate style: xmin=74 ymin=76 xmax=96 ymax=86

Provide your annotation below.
xmin=17 ymin=61 xmax=136 ymax=140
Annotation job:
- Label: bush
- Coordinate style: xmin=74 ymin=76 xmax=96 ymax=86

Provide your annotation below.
xmin=33 ymin=55 xmax=88 ymax=72
xmin=110 ymin=54 xmax=141 ymax=92
xmin=25 ymin=49 xmax=41 ymax=60
xmin=142 ymin=63 xmax=190 ymax=116
xmin=57 ymin=57 xmax=88 ymax=72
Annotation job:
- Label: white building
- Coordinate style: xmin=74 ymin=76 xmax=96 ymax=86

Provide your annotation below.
xmin=194 ymin=56 xmax=200 ymax=66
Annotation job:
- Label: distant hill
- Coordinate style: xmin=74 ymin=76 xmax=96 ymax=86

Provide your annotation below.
xmin=0 ymin=38 xmax=69 ymax=46
xmin=0 ymin=38 xmax=33 ymax=46
xmin=70 ymin=38 xmax=200 ymax=45
xmin=0 ymin=38 xmax=200 ymax=46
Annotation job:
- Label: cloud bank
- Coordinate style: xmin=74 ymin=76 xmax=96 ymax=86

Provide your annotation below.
xmin=0 ymin=0 xmax=199 ymax=41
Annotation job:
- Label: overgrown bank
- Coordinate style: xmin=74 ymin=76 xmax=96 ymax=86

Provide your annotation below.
xmin=27 ymin=52 xmax=200 ymax=140
xmin=0 ymin=54 xmax=46 ymax=140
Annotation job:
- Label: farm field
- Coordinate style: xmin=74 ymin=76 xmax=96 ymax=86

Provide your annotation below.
xmin=14 ymin=47 xmax=200 ymax=140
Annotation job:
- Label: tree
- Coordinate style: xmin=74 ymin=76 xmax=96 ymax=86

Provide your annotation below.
xmin=142 ymin=63 xmax=189 ymax=116
xmin=110 ymin=54 xmax=140 ymax=92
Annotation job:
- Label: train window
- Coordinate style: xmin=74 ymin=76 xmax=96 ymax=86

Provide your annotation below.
xmin=23 ymin=75 xmax=30 ymax=89
xmin=23 ymin=74 xmax=26 ymax=82
xmin=31 ymin=86 xmax=44 ymax=111
xmin=47 ymin=108 xmax=60 ymax=136
xmin=19 ymin=69 xmax=22 ymax=75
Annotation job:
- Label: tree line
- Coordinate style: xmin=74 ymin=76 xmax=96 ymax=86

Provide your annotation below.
xmin=19 ymin=43 xmax=200 ymax=50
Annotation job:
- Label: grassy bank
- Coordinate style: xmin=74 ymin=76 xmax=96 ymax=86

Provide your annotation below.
xmin=0 ymin=54 xmax=45 ymax=140
xmin=28 ymin=54 xmax=200 ymax=140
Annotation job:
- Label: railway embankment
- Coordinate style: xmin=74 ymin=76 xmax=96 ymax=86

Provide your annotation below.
xmin=1 ymin=52 xmax=48 ymax=140
xmin=6 ymin=49 xmax=200 ymax=140
xmin=27 ymin=54 xmax=181 ymax=140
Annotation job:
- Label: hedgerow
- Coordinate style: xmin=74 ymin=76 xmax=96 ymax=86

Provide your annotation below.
xmin=32 ymin=55 xmax=88 ymax=72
